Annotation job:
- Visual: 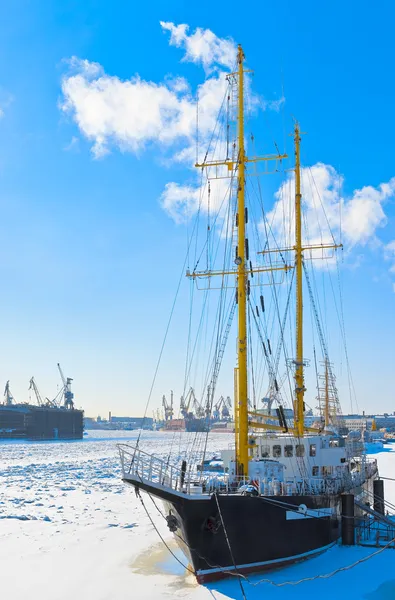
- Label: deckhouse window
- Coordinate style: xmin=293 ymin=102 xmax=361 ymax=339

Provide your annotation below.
xmin=309 ymin=444 xmax=316 ymax=457
xmin=284 ymin=445 xmax=293 ymax=457
xmin=329 ymin=439 xmax=339 ymax=447
xmin=322 ymin=466 xmax=333 ymax=476
xmin=261 ymin=445 xmax=270 ymax=458
xmin=312 ymin=466 xmax=319 ymax=476
xmin=296 ymin=444 xmax=305 ymax=457
xmin=273 ymin=445 xmax=281 ymax=458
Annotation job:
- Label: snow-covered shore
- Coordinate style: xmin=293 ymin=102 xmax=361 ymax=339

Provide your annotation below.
xmin=1 ymin=431 xmax=394 ymax=599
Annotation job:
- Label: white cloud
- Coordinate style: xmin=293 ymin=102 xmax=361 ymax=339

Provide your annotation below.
xmin=60 ymin=56 xmax=229 ymax=160
xmin=342 ymin=181 xmax=394 ymax=246
xmin=160 ymin=176 xmax=232 ymax=225
xmin=384 ymin=241 xmax=395 ymax=277
xmin=267 ymin=164 xmax=395 ymax=254
xmin=385 ymin=240 xmax=395 ymax=254
xmin=261 ymin=96 xmax=285 ymax=112
xmin=61 ymin=58 xmax=193 ymax=158
xmin=63 ymin=136 xmax=80 ymax=152
xmin=160 ymin=182 xmax=200 ymax=224
xmin=59 ymin=22 xmax=286 ymax=223
xmin=160 ymin=22 xmax=236 ymax=72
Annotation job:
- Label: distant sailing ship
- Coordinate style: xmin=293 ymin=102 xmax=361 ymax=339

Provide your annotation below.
xmin=119 ymin=45 xmax=378 ymax=582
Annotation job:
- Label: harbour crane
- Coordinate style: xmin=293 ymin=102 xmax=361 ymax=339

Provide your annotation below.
xmin=205 ymin=386 xmax=212 ymax=419
xmin=29 ymin=377 xmax=45 ymax=407
xmin=57 ymin=363 xmax=74 ymax=409
xmin=162 ymin=391 xmax=174 ymax=421
xmin=195 ymin=396 xmax=206 ymax=419
xmin=180 ymin=387 xmax=196 ymax=418
xmin=213 ymin=396 xmax=224 ymax=420
xmin=4 ymin=381 xmax=14 ymax=406
xmin=29 ymin=377 xmax=57 ymax=407
xmin=212 ymin=396 xmax=232 ymax=420
xmin=222 ymin=396 xmax=231 ymax=419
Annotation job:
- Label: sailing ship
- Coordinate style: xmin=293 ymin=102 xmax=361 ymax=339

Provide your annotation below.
xmin=119 ymin=45 xmax=378 ymax=582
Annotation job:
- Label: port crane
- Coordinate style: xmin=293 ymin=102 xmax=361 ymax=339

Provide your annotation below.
xmin=29 ymin=376 xmax=59 ymax=407
xmin=4 ymin=381 xmax=14 ymax=405
xmin=213 ymin=396 xmax=232 ymax=420
xmin=222 ymin=396 xmax=231 ymax=419
xmin=57 ymin=363 xmax=74 ymax=409
xmin=213 ymin=396 xmax=224 ymax=420
xmin=195 ymin=394 xmax=206 ymax=419
xmin=29 ymin=377 xmax=48 ymax=407
xmin=180 ymin=387 xmax=212 ymax=420
xmin=180 ymin=387 xmax=197 ymax=418
xmin=162 ymin=391 xmax=174 ymax=420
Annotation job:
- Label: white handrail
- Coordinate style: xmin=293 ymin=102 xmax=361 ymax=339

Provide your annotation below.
xmin=118 ymin=444 xmax=378 ymax=498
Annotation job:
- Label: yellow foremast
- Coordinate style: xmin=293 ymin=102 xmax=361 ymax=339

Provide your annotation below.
xmin=191 ymin=45 xmax=287 ymax=475
xmin=235 ymin=45 xmax=249 ymax=473
xmin=294 ymin=123 xmax=305 ymax=438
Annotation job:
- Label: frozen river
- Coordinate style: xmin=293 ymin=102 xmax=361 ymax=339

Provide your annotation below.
xmin=1 ymin=430 xmax=395 ymax=599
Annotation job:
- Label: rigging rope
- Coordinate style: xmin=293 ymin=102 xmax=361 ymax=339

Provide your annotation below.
xmin=214 ymin=493 xmax=248 ymax=600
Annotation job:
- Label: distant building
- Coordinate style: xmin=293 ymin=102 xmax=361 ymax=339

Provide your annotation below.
xmin=374 ymin=414 xmax=395 ymax=430
xmin=339 ymin=414 xmax=374 ymax=431
xmin=110 ymin=416 xmax=153 ymax=428
xmin=84 ymin=415 xmax=153 ymax=430
xmin=338 ymin=413 xmax=395 ymax=432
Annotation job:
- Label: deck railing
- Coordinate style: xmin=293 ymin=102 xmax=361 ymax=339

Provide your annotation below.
xmin=118 ymin=444 xmax=378 ymax=498
xmin=119 ymin=444 xmax=186 ymax=492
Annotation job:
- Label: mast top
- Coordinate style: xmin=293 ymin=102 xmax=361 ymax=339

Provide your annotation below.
xmin=237 ymin=44 xmax=245 ymax=64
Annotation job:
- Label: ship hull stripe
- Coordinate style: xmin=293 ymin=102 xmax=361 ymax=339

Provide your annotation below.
xmin=196 ymin=541 xmax=335 ymax=581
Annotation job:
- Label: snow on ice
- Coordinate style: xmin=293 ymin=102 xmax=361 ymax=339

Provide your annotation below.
xmin=1 ymin=431 xmax=395 ymax=599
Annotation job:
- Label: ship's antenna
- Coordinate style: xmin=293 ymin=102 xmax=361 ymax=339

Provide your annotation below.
xmin=196 ymin=90 xmax=199 ymax=165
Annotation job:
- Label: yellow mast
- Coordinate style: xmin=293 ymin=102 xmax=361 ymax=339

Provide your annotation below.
xmin=293 ymin=123 xmax=305 ymax=438
xmin=192 ymin=45 xmax=288 ymax=474
xmin=236 ymin=45 xmax=248 ymax=473
xmin=324 ymin=359 xmax=330 ymax=428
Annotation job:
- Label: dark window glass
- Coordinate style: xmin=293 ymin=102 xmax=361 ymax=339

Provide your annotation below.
xmin=310 ymin=444 xmax=317 ymax=457
xmin=273 ymin=445 xmax=281 ymax=458
xmin=312 ymin=466 xmax=319 ymax=476
xmin=296 ymin=444 xmax=305 ymax=457
xmin=261 ymin=445 xmax=270 ymax=458
xmin=284 ymin=445 xmax=293 ymax=457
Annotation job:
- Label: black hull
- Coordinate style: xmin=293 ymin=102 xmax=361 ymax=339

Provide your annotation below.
xmin=125 ymin=476 xmax=373 ymax=582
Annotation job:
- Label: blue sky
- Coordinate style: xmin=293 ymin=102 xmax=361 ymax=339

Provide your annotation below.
xmin=0 ymin=1 xmax=394 ymax=417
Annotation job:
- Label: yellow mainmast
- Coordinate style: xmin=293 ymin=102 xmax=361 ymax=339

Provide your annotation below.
xmin=191 ymin=45 xmax=288 ymax=475
xmin=293 ymin=123 xmax=305 ymax=438
xmin=235 ymin=45 xmax=248 ymax=473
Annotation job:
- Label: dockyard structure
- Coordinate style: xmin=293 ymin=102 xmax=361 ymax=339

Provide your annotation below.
xmin=0 ymin=370 xmax=83 ymax=440
xmin=0 ymin=404 xmax=83 ymax=439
